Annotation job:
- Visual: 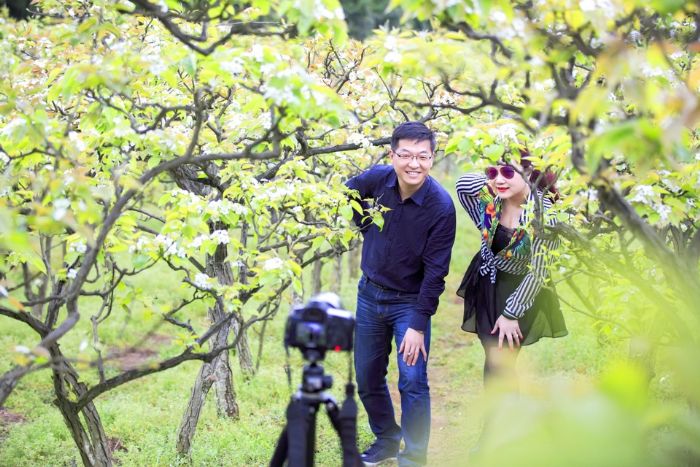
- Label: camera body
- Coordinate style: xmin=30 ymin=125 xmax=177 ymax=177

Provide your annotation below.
xmin=284 ymin=293 xmax=354 ymax=358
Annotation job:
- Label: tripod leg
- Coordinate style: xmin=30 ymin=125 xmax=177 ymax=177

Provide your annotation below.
xmin=306 ymin=405 xmax=318 ymax=467
xmin=326 ymin=383 xmax=363 ymax=467
xmin=269 ymin=426 xmax=289 ymax=467
xmin=285 ymin=397 xmax=316 ymax=467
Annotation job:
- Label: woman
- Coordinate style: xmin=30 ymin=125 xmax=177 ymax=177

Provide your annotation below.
xmin=455 ymin=154 xmax=567 ymax=383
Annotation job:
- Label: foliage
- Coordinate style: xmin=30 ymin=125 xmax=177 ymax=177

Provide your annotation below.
xmin=1 ymin=0 xmax=700 ymax=465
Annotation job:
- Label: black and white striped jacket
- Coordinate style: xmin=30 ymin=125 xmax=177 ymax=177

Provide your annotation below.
xmin=456 ymin=173 xmax=558 ymax=319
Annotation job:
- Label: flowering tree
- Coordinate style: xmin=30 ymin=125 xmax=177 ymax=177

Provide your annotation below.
xmin=0 ymin=0 xmax=420 ymax=464
xmin=366 ymin=0 xmax=700 ymax=347
xmin=377 ymin=0 xmax=700 ymax=463
xmin=2 ymin=0 xmax=700 ymax=465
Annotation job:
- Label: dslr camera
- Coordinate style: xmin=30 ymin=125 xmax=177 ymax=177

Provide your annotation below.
xmin=284 ymin=292 xmax=355 ymax=360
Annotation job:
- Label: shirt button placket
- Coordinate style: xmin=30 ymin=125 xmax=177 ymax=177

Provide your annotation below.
xmin=386 ymin=204 xmax=402 ymax=258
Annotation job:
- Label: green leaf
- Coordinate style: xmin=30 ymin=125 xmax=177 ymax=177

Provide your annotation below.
xmin=339 ymin=204 xmax=354 ymax=221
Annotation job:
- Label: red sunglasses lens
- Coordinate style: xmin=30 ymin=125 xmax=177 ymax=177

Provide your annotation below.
xmin=501 ymin=165 xmax=515 ymax=179
xmin=486 ymin=167 xmax=498 ymax=179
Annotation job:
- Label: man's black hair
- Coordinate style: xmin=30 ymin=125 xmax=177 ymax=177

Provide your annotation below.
xmin=391 ymin=121 xmax=436 ymax=152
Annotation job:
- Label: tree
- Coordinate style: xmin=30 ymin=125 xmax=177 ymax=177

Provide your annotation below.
xmin=0 ymin=0 xmax=403 ymax=464
xmin=3 ymin=0 xmax=699 ymax=464
xmin=377 ymin=0 xmax=700 ymax=463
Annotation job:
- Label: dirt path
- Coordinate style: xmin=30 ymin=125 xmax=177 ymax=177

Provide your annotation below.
xmin=425 ymin=294 xmax=484 ymax=466
xmin=376 ymin=291 xmax=486 ymax=466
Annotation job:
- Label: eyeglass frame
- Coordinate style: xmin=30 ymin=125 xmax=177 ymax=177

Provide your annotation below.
xmin=391 ymin=150 xmax=434 ymax=163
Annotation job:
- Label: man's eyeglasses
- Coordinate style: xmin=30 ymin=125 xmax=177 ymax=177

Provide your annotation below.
xmin=485 ymin=165 xmax=516 ymax=180
xmin=394 ymin=151 xmax=433 ymax=163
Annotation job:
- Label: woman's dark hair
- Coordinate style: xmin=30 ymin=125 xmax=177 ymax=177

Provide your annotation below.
xmin=518 ymin=148 xmax=560 ymax=201
xmin=391 ymin=121 xmax=436 ymax=152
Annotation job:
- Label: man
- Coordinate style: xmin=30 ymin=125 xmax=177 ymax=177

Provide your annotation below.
xmin=346 ymin=121 xmax=456 ymax=466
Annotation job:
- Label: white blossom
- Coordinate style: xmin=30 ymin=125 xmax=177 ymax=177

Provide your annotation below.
xmin=655 ymin=203 xmax=671 ymax=224
xmin=628 ymin=185 xmax=655 ymax=205
xmin=658 ymin=170 xmax=681 ymax=194
xmin=587 ymin=188 xmax=598 ymax=201
xmin=384 ymin=51 xmax=402 ymax=63
xmin=69 ymin=240 xmax=87 ymax=254
xmin=67 ymin=268 xmax=78 ymax=279
xmin=347 ymin=133 xmax=372 ymax=148
xmin=129 ymin=236 xmax=150 ymax=253
xmin=1 ymin=118 xmax=24 ymax=137
xmin=112 ymin=117 xmax=133 ymax=137
xmin=263 ymin=257 xmax=284 ymax=271
xmin=155 ymin=234 xmax=181 ymax=256
xmin=230 ymin=203 xmax=249 ymax=215
xmin=156 ymin=0 xmax=168 ymax=13
xmin=0 ymin=151 xmax=9 ymax=165
xmin=533 ymin=79 xmax=555 ymax=92
xmin=0 ymin=285 xmax=7 ymax=298
xmin=250 ymin=44 xmax=264 ymax=62
xmin=488 ymin=123 xmax=520 ymax=144
xmin=210 ymin=230 xmax=230 ymax=245
xmin=63 ymin=170 xmax=74 ymax=185
xmin=190 ymin=235 xmax=207 ymax=249
xmin=640 ymin=64 xmax=676 ymax=82
xmin=221 ymin=57 xmax=245 ymax=75
xmin=53 ymin=198 xmax=71 ymax=221
xmin=15 ymin=345 xmax=31 ymax=354
xmin=194 ymin=273 xmax=212 ymax=290
xmin=266 ymin=186 xmax=295 ymax=201
xmin=260 ymin=62 xmax=277 ymax=75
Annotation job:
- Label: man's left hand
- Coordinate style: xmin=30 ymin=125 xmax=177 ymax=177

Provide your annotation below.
xmin=399 ymin=328 xmax=427 ymax=366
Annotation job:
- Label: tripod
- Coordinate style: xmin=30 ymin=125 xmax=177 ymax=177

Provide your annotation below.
xmin=269 ymin=353 xmax=363 ymax=467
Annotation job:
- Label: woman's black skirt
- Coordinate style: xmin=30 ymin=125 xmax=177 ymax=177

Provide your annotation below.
xmin=457 ymin=252 xmax=568 ymax=346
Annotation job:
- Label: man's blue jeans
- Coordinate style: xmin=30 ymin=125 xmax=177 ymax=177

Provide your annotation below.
xmin=354 ymin=276 xmax=431 ymax=466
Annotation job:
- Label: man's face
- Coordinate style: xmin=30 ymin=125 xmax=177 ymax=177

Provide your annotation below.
xmin=390 ymin=139 xmax=434 ymax=194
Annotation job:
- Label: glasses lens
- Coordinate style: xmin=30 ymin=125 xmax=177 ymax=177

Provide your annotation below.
xmin=501 ymin=165 xmax=515 ymax=179
xmin=486 ymin=167 xmax=498 ymax=179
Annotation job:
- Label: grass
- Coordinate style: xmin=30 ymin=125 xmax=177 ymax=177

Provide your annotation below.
xmin=0 ymin=172 xmax=629 ymax=466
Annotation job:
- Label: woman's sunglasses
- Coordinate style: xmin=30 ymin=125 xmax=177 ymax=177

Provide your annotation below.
xmin=485 ymin=165 xmax=515 ymax=180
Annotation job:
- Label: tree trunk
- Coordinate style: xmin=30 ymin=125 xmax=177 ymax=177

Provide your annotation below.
xmin=207 ymin=226 xmax=241 ymax=416
xmin=0 ymin=365 xmax=23 ymax=407
xmin=176 ymin=224 xmax=242 ymax=456
xmin=312 ymin=259 xmax=323 ymax=295
xmin=231 ymin=315 xmax=255 ymax=378
xmin=335 ymin=255 xmax=343 ymax=294
xmin=348 ymin=247 xmax=360 ymax=281
xmin=176 ymin=305 xmax=239 ymax=456
xmin=175 ymin=359 xmax=217 ymax=456
xmin=50 ymin=346 xmax=112 ymax=467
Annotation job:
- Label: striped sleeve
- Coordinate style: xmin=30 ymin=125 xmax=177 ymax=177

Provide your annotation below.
xmin=455 ymin=173 xmax=487 ymax=230
xmin=502 ymin=206 xmax=559 ymax=319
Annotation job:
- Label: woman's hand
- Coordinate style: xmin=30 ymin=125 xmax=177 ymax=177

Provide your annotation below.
xmin=491 ymin=315 xmax=523 ymax=350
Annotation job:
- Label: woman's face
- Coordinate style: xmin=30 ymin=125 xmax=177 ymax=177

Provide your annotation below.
xmin=487 ymin=164 xmax=530 ymax=201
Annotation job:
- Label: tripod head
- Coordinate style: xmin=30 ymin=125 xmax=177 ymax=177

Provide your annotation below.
xmin=300 ymin=361 xmax=334 ymax=395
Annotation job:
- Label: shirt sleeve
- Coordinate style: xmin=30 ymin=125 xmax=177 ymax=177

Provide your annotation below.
xmin=455 ymin=173 xmax=487 ymax=230
xmin=502 ymin=207 xmax=559 ymax=319
xmin=410 ymin=201 xmax=457 ymax=331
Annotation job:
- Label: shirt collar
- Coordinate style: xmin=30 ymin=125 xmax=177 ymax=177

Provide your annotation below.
xmin=385 ymin=171 xmax=431 ymax=206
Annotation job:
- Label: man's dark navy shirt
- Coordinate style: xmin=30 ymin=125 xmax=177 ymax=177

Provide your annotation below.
xmin=346 ymin=165 xmax=456 ymax=331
